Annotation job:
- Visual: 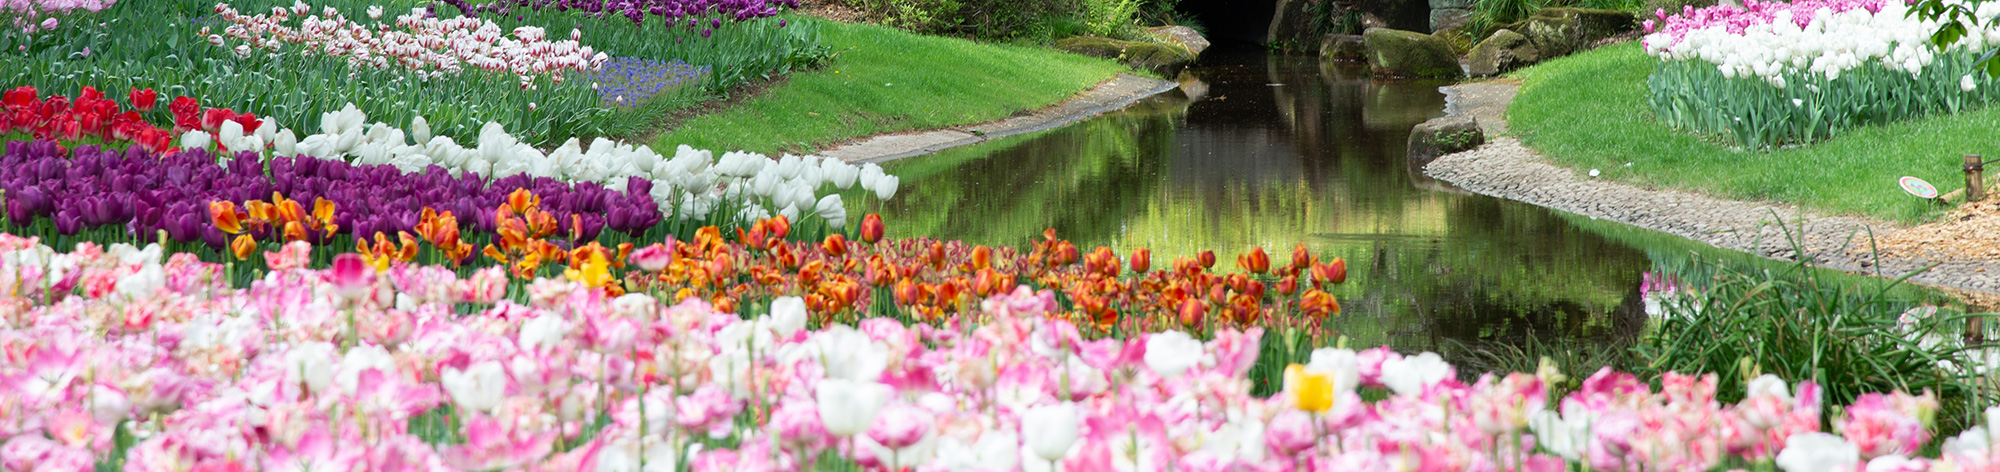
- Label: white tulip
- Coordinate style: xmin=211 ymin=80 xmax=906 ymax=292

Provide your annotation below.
xmin=815 ymin=194 xmax=847 ymax=229
xmin=335 ymin=344 xmax=396 ymax=396
xmin=284 ymin=342 xmax=338 ymax=395
xmin=519 ymin=315 xmax=569 ymax=353
xmin=1143 ymin=330 xmax=1205 ymax=379
xmin=768 ymin=296 xmax=807 ymax=338
xmin=1380 ymin=351 xmax=1452 ymax=396
xmin=274 ymin=129 xmax=298 ymax=156
xmin=180 ymin=130 xmax=212 ymax=151
xmin=1023 ymin=403 xmax=1082 ymax=463
xmin=814 ymin=378 xmax=891 ymax=437
xmin=1304 ymin=348 xmax=1361 ymax=395
xmin=1775 ymin=432 xmax=1858 ymax=472
xmin=441 ymin=360 xmax=509 ymax=413
xmin=874 ymin=175 xmax=900 ymax=201
xmin=411 ymin=116 xmax=431 ymax=144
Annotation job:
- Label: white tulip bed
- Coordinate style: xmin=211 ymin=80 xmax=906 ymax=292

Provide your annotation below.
xmin=1642 ymin=0 xmax=2000 ymax=148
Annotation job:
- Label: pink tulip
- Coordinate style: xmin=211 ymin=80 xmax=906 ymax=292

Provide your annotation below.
xmin=326 ymin=253 xmax=372 ymax=299
xmin=628 ymin=242 xmax=672 ymax=272
xmin=867 ymin=402 xmax=934 ymax=450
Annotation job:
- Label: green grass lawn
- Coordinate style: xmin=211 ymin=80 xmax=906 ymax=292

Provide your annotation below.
xmin=1508 ymin=42 xmax=1992 ymax=224
xmin=650 ymin=18 xmax=1130 ymax=155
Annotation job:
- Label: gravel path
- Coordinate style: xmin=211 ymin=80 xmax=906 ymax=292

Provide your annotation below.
xmin=1423 ymin=83 xmax=2000 ymax=298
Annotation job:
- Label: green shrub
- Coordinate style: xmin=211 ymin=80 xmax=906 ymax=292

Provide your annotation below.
xmin=1081 ymin=0 xmax=1145 ymax=37
xmin=1633 ymin=247 xmax=1990 ymax=434
xmin=838 ymin=0 xmax=1084 ymax=40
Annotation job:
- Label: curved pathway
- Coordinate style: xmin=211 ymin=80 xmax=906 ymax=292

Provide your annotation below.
xmin=823 ymin=74 xmax=1180 ymax=164
xmin=1423 ymin=82 xmax=2000 ymax=301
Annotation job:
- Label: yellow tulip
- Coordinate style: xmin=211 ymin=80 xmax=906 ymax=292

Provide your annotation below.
xmin=1287 ymin=364 xmax=1335 ymax=412
xmin=566 ymin=251 xmax=613 ymax=288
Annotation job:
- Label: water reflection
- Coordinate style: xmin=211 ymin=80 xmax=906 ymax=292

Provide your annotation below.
xmin=870 ymin=53 xmax=1918 ymax=356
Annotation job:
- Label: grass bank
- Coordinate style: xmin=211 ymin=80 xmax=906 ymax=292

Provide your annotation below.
xmin=651 ymin=18 xmax=1130 ymax=155
xmin=1508 ymin=42 xmax=1993 ymax=224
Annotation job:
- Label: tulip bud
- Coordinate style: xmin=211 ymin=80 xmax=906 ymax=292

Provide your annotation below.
xmin=1130 ymin=247 xmax=1151 ymax=274
xmin=1198 ymin=250 xmax=1216 ymax=270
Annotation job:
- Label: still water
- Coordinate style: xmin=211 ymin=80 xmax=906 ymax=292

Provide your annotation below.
xmin=870 ymin=52 xmax=1945 ymax=356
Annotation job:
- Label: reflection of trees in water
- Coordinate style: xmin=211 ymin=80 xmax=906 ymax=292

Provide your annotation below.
xmin=878 ymin=110 xmax=1180 ymax=248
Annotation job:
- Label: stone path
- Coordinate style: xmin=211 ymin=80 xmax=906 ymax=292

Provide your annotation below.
xmin=823 ymin=74 xmax=1180 ymax=164
xmin=1422 ymin=82 xmax=2000 ymax=300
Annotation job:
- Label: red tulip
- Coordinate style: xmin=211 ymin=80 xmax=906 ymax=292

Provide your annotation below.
xmin=128 ymin=88 xmax=159 ymax=112
xmin=1237 ymin=247 xmax=1270 ymax=275
xmin=1198 ymin=250 xmax=1216 ymax=270
xmin=2 ymin=86 xmax=35 ymax=108
xmin=1130 ymin=248 xmax=1152 ymax=274
xmin=860 ymin=213 xmax=885 ymax=243
xmin=1291 ymin=243 xmax=1312 ymax=271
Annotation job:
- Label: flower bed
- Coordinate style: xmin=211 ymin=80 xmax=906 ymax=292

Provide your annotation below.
xmin=1641 ymin=0 xmax=2000 ymax=147
xmin=1 ymin=0 xmax=823 ymax=145
xmin=210 ymin=1 xmax=610 ymax=81
xmin=0 ymin=232 xmax=1982 ymax=471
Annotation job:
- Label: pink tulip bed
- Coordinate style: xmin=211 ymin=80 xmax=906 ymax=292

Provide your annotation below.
xmin=0 ymin=232 xmax=1990 ymax=472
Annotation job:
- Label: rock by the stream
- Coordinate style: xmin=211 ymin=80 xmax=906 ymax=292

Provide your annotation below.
xmin=1407 ymin=115 xmax=1484 ymax=165
xmin=1146 ymin=26 xmax=1210 ymax=57
xmin=1320 ymin=34 xmax=1367 ymax=62
xmin=1467 ymin=29 xmax=1540 ymax=76
xmin=1056 ymin=36 xmax=1196 ymax=77
xmin=1511 ymin=8 xmax=1636 ymax=58
xmin=1429 ymin=0 xmax=1475 ymax=32
xmin=1363 ymin=28 xmax=1464 ymax=78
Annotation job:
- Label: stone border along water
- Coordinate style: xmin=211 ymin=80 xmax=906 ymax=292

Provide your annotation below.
xmin=822 ymin=73 xmax=1180 ymax=164
xmin=1422 ymin=81 xmax=2000 ymax=302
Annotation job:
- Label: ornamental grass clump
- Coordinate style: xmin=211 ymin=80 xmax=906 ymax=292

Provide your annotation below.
xmin=1642 ymin=0 xmax=2000 ymax=148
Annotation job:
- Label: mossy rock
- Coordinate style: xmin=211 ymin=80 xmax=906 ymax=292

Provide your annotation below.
xmin=1466 ymin=29 xmax=1540 ymax=76
xmin=1362 ymin=27 xmax=1464 ymax=78
xmin=1320 ymin=34 xmax=1368 ymax=62
xmin=1056 ymin=36 xmax=1196 ymax=77
xmin=1512 ymin=8 xmax=1636 ymax=58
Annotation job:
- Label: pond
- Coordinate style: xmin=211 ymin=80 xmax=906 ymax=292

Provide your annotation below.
xmin=866 ymin=51 xmax=1956 ymax=359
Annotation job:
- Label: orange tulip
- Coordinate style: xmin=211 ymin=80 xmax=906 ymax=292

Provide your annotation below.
xmin=229 ymin=234 xmax=256 ymax=260
xmin=1292 ymin=243 xmax=1312 ymax=271
xmin=822 ymin=233 xmax=848 ymax=258
xmin=281 ymin=221 xmax=308 ymax=243
xmin=505 ymin=188 xmax=539 ymax=214
xmin=766 ymin=215 xmax=791 ymax=240
xmin=1276 ymin=275 xmax=1299 ymax=296
xmin=860 ymin=213 xmax=885 ymax=244
xmin=1198 ymin=250 xmax=1216 ymax=270
xmin=1130 ymin=248 xmax=1151 ymax=274
xmin=1301 ymin=289 xmax=1341 ymax=317
xmin=970 ymin=245 xmax=992 ymax=271
xmin=209 ymin=201 xmax=243 ymax=234
xmin=1177 ymin=299 xmax=1206 ymax=326
xmin=1313 ymin=258 xmax=1348 ymax=288
xmin=1237 ymin=247 xmax=1270 ymax=275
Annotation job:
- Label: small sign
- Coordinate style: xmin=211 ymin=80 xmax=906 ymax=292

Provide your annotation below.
xmin=1900 ymin=176 xmax=1939 ymax=199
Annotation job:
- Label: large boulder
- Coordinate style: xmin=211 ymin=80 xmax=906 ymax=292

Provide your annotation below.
xmin=1320 ymin=34 xmax=1368 ymax=62
xmin=1057 ymin=36 xmax=1198 ymax=77
xmin=1269 ymin=0 xmax=1322 ymax=51
xmin=1513 ymin=8 xmax=1636 ymax=58
xmin=1362 ymin=28 xmax=1464 ymax=78
xmin=1466 ymin=29 xmax=1540 ymax=76
xmin=1408 ymin=115 xmax=1485 ymax=166
xmin=1146 ymin=26 xmax=1210 ymax=57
